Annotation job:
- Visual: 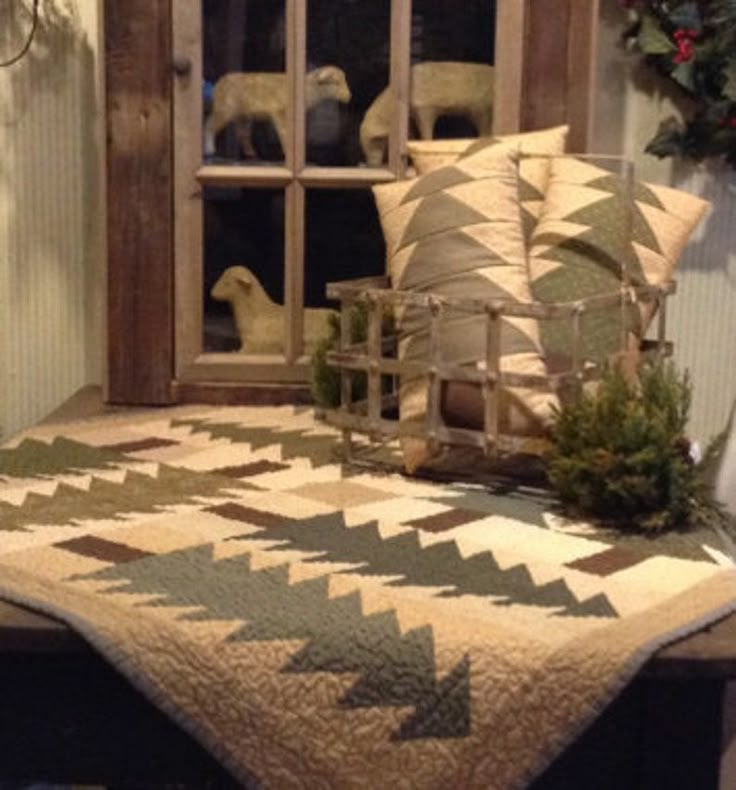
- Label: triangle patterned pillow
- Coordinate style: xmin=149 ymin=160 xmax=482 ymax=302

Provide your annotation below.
xmin=407 ymin=126 xmax=570 ymax=241
xmin=529 ymin=156 xmax=710 ymax=369
xmin=373 ymin=146 xmax=558 ymax=473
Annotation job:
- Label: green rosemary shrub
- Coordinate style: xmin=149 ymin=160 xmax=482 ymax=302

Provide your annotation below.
xmin=546 ymin=361 xmax=702 ymax=532
xmin=310 ymin=306 xmax=370 ymax=409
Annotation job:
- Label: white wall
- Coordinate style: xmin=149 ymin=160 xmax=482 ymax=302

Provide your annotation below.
xmin=0 ymin=0 xmax=104 ymax=441
xmin=594 ymin=3 xmax=736 ymax=447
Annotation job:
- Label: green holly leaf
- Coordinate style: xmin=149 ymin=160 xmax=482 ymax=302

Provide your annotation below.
xmin=671 ymin=61 xmax=696 ymax=92
xmin=668 ymin=2 xmax=702 ymax=32
xmin=723 ymin=61 xmax=736 ymax=100
xmin=645 ymin=120 xmax=685 ymax=159
xmin=637 ymin=14 xmax=676 ymax=54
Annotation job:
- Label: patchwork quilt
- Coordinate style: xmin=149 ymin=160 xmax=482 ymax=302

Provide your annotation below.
xmin=0 ymin=405 xmax=735 ymax=789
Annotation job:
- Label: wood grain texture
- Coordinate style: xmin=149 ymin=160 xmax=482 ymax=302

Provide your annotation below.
xmin=104 ymin=1 xmax=600 ymax=405
xmin=106 ymin=0 xmax=175 ymax=404
xmin=520 ymin=0 xmax=598 ymax=152
xmin=522 ymin=0 xmax=570 ymax=133
xmin=173 ymin=382 xmax=312 ymax=405
xmin=493 ymin=0 xmax=528 ymax=134
xmin=566 ymin=0 xmax=599 ymax=152
xmin=172 ymin=0 xmax=205 ymax=382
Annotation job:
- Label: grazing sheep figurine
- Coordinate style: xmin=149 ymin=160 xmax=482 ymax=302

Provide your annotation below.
xmin=360 ymin=62 xmax=494 ymax=167
xmin=211 ymin=265 xmax=336 ymax=355
xmin=206 ymin=66 xmax=352 ymax=158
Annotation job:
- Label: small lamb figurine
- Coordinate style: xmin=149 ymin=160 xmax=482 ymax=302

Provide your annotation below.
xmin=360 ymin=61 xmax=494 ymax=167
xmin=211 ymin=265 xmax=335 ymax=355
xmin=205 ymin=66 xmax=352 ymax=158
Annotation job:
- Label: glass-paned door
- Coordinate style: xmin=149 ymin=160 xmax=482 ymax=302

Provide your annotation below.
xmin=173 ymin=0 xmax=500 ymax=387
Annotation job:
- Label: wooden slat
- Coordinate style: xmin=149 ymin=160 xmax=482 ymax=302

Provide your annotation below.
xmin=172 ymin=381 xmax=311 ymax=405
xmin=285 ymin=182 xmax=306 ymax=363
xmin=566 ymin=0 xmax=600 ymax=152
xmin=173 ymin=0 xmax=205 ymax=382
xmin=178 ymin=354 xmax=309 ymax=384
xmin=367 ymin=297 xmax=383 ymax=432
xmin=521 ymin=0 xmax=571 ymax=134
xmin=519 ymin=0 xmax=598 ymax=151
xmin=389 ymin=0 xmax=412 ymax=176
xmin=493 ymin=0 xmax=528 ymax=134
xmin=195 ymin=165 xmax=293 ymax=187
xmin=289 ymin=0 xmax=304 ymax=175
xmin=105 ymin=0 xmax=175 ymax=404
xmin=298 ymin=167 xmax=396 ymax=187
xmin=285 ymin=0 xmax=305 ymax=363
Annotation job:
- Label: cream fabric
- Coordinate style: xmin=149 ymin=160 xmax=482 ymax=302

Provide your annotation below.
xmin=529 ymin=156 xmax=710 ymax=366
xmin=408 ymin=126 xmax=569 ymax=240
xmin=373 ymin=147 xmax=557 ymax=472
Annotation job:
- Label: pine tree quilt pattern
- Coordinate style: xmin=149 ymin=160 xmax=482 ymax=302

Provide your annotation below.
xmin=0 ymin=405 xmax=734 ymax=789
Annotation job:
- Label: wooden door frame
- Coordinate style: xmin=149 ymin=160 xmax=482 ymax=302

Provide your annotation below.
xmin=105 ymin=0 xmax=599 ymax=405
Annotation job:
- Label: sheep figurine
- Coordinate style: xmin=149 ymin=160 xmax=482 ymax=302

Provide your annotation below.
xmin=360 ymin=61 xmax=494 ymax=167
xmin=205 ymin=66 xmax=352 ymax=159
xmin=211 ymin=265 xmax=336 ymax=355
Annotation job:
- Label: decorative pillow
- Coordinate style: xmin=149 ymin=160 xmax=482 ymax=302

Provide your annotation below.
xmin=529 ymin=156 xmax=710 ymax=368
xmin=408 ymin=126 xmax=569 ymax=240
xmin=407 ymin=126 xmax=569 ymax=174
xmin=373 ymin=147 xmax=558 ymax=473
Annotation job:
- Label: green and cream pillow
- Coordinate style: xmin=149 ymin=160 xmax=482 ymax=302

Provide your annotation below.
xmin=529 ymin=156 xmax=710 ymax=367
xmin=373 ymin=146 xmax=558 ymax=473
xmin=408 ymin=126 xmax=569 ymax=240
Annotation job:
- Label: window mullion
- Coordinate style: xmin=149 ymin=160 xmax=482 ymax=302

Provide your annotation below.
xmin=389 ymin=0 xmax=412 ymax=178
xmin=285 ymin=0 xmax=307 ymax=363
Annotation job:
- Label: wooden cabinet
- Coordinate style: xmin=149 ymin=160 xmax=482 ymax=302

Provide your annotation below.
xmin=105 ymin=0 xmax=599 ymax=405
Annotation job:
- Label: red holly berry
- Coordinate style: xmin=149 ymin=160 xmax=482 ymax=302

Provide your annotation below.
xmin=673 ymin=38 xmax=694 ymax=64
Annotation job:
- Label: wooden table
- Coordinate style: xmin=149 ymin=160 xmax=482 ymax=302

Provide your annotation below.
xmin=0 ymin=600 xmax=734 ymax=789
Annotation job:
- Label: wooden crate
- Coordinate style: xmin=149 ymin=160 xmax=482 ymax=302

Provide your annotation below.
xmin=323 ymin=275 xmax=675 ymax=464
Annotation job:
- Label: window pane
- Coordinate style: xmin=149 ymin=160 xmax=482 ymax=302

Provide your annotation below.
xmin=409 ymin=0 xmax=496 ymax=140
xmin=306 ymin=0 xmax=391 ymax=167
xmin=305 ymin=188 xmax=385 ymax=312
xmin=203 ymin=187 xmax=286 ymax=355
xmin=203 ymin=0 xmax=288 ymax=164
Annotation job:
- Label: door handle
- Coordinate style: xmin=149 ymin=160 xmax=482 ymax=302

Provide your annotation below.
xmin=172 ymin=56 xmax=192 ymax=77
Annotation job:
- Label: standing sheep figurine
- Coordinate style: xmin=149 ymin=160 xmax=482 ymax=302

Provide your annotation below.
xmin=360 ymin=61 xmax=494 ymax=167
xmin=205 ymin=66 xmax=352 ymax=159
xmin=211 ymin=265 xmax=336 ymax=355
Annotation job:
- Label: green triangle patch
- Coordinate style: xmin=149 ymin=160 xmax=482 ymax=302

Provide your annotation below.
xmin=229 ymin=510 xmax=618 ymax=619
xmin=79 ymin=543 xmax=471 ymax=740
xmin=400 ymin=192 xmax=490 ymax=250
xmin=404 ymin=165 xmax=470 ymax=202
xmin=172 ymin=418 xmax=339 ymax=468
xmin=0 ymin=464 xmax=251 ymax=532
xmin=0 ymin=437 xmax=125 ymax=479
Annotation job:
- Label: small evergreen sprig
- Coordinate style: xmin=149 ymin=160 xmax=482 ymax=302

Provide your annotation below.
xmin=546 ymin=360 xmax=718 ymax=532
xmin=311 ymin=304 xmax=393 ymax=409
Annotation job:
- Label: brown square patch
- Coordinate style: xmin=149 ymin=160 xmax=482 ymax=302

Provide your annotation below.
xmin=404 ymin=508 xmax=483 ymax=533
xmin=291 ymin=481 xmax=396 ymax=509
xmin=212 ymin=460 xmax=290 ymax=478
xmin=206 ymin=502 xmax=287 ymax=529
xmin=100 ymin=437 xmax=180 ymax=454
xmin=566 ymin=546 xmax=646 ymax=577
xmin=55 ymin=535 xmax=153 ymax=564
